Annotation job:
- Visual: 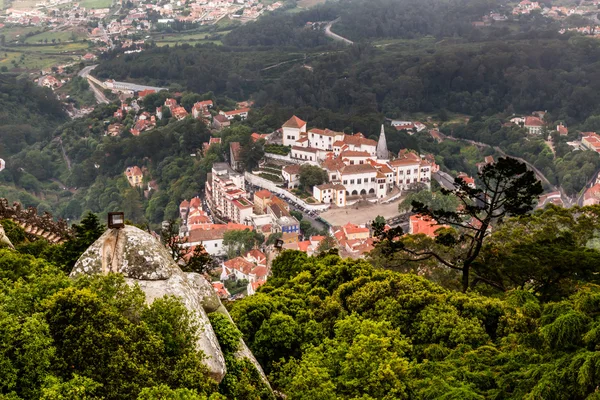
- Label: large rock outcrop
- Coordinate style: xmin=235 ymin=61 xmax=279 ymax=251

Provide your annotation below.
xmin=0 ymin=223 xmax=14 ymax=249
xmin=71 ymin=225 xmax=268 ymax=387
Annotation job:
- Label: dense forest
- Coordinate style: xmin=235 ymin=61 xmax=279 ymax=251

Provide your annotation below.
xmin=4 ymin=205 xmax=600 ymax=398
xmin=0 ymin=216 xmax=268 ymax=399
xmin=0 ymin=76 xmax=67 ymax=156
xmin=96 ymin=27 xmax=600 ymax=128
xmin=229 ymin=206 xmax=600 ymax=398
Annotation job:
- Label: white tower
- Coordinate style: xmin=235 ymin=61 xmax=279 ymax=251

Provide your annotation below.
xmin=376 ymin=124 xmax=389 ymax=161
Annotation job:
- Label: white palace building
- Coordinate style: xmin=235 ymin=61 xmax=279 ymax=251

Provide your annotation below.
xmin=280 ymin=116 xmax=433 ymax=207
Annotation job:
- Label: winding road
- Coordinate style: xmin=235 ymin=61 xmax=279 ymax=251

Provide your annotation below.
xmin=78 ymin=65 xmax=110 ymax=104
xmin=324 ymin=18 xmax=354 ymax=45
xmin=445 ymin=136 xmax=575 ymax=207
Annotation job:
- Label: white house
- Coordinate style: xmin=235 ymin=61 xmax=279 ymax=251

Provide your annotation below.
xmin=282 ymin=115 xmax=307 ymax=146
xmin=291 ymin=145 xmax=319 ymax=162
xmin=313 ymin=183 xmax=347 ymax=206
xmin=282 ymin=164 xmax=301 ymax=188
xmin=186 ymin=228 xmax=227 ymax=256
xmin=388 ymin=151 xmax=432 ymax=190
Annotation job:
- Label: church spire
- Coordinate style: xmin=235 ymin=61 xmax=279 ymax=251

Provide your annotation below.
xmin=376 ymin=124 xmax=388 ymax=160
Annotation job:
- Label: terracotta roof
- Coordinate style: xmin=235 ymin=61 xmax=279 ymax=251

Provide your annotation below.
xmin=212 ymin=281 xmax=229 ymax=298
xmin=316 ymin=183 xmax=346 ymax=190
xmin=341 ymin=164 xmax=377 ymax=175
xmin=251 ymin=132 xmax=269 ymax=142
xmin=224 ymin=257 xmax=256 ymax=275
xmin=283 ymin=115 xmax=307 ymax=129
xmin=524 ymin=116 xmax=544 ymax=127
xmin=343 ymin=222 xmax=370 ymax=235
xmin=557 ymin=124 xmax=568 ymax=135
xmin=282 ymin=165 xmax=301 ymax=175
xmin=322 ymin=158 xmax=345 ymax=172
xmin=340 ymin=150 xmax=371 ymax=158
xmin=457 ymin=172 xmax=475 ymax=186
xmin=180 ymin=199 xmax=190 ymax=208
xmin=245 ymin=249 xmax=267 ymax=263
xmin=252 ymin=266 xmax=268 ymax=280
xmin=214 ymin=114 xmax=229 ymax=123
xmin=251 ymin=279 xmax=266 ymax=291
xmin=261 ymin=224 xmax=272 ymax=233
xmin=190 ymin=197 xmax=201 ymax=209
xmin=297 ymin=240 xmax=312 ymax=253
xmin=189 ymin=228 xmax=227 ymax=242
xmin=138 ymin=89 xmax=155 ymax=98
xmin=372 ymin=162 xmax=393 ymax=174
xmin=584 ymin=183 xmax=600 ymax=201
xmin=254 ymin=189 xmax=273 ymax=199
xmin=230 ymin=142 xmax=241 ymax=160
xmin=292 ymin=145 xmax=318 ymax=153
xmin=343 ymin=134 xmax=377 ymax=147
xmin=224 ymin=108 xmax=250 ymax=116
xmin=125 ymin=166 xmax=143 ymax=177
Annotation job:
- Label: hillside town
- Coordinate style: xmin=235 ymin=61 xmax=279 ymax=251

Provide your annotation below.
xmin=2 ymin=0 xmax=282 ymax=31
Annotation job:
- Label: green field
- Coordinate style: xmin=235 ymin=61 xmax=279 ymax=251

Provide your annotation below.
xmin=78 ymin=0 xmax=112 ymax=8
xmin=9 ymin=0 xmax=38 ymax=10
xmin=1 ymin=26 xmax=41 ymax=42
xmin=11 ymin=41 xmax=91 ymax=54
xmin=151 ymin=30 xmax=231 ymax=46
xmin=0 ymin=49 xmax=78 ymax=71
xmin=24 ymin=31 xmax=87 ymax=44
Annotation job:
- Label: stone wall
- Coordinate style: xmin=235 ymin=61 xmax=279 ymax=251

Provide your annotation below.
xmin=244 ymin=173 xmax=330 ymax=212
xmin=0 ymin=198 xmax=69 ymax=243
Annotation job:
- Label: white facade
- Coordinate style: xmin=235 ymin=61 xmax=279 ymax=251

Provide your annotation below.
xmin=291 ymin=146 xmax=318 ymax=162
xmin=282 ymin=165 xmax=301 ymax=188
xmin=389 ymin=157 xmax=432 ymax=190
xmin=308 ymin=129 xmax=344 ymax=151
xmin=313 ymin=183 xmax=346 ymax=206
xmin=282 ymin=116 xmax=307 ymax=147
xmin=206 ymin=163 xmax=253 ymax=224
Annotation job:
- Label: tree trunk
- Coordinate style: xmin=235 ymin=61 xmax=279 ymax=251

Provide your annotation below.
xmin=461 ymin=265 xmax=469 ymax=292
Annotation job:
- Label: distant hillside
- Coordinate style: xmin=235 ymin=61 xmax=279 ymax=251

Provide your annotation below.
xmin=0 ymin=75 xmax=66 ymax=156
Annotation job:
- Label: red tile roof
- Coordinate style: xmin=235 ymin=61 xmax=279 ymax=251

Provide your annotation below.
xmin=292 ymin=145 xmax=318 ymax=153
xmin=524 ymin=116 xmax=544 ymax=127
xmin=254 ymin=189 xmax=273 ymax=199
xmin=341 ymin=164 xmax=377 ymax=175
xmin=282 ymin=165 xmax=301 ymax=174
xmin=343 ymin=134 xmax=377 ymax=147
xmin=283 ymin=115 xmax=307 ymax=129
xmin=125 ymin=166 xmax=143 ymax=177
xmin=190 ymin=197 xmax=201 ymax=209
xmin=138 ymin=89 xmax=155 ymax=98
xmin=224 ymin=108 xmax=250 ymax=116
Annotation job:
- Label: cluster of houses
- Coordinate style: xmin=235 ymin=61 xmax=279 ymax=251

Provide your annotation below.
xmin=105 ymin=91 xmax=253 ymax=136
xmin=508 ymin=112 xmax=570 ymax=137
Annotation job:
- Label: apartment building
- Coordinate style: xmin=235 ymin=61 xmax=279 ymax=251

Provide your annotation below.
xmin=205 ymin=163 xmax=253 ymax=224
